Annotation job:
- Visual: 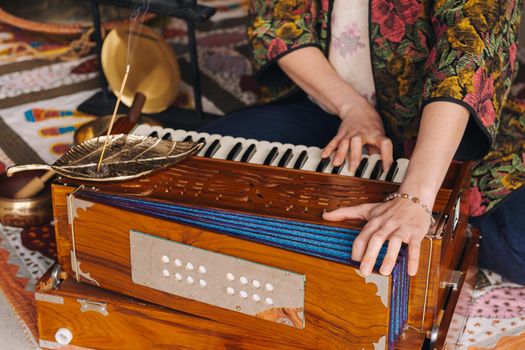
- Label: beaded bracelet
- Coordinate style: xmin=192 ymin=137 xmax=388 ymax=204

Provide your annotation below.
xmin=384 ymin=192 xmax=436 ymax=225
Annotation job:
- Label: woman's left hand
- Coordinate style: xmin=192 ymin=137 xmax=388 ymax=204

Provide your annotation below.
xmin=323 ymin=197 xmax=433 ymax=276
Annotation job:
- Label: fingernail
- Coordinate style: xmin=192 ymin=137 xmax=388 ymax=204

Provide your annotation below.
xmin=361 ymin=264 xmax=371 ymax=276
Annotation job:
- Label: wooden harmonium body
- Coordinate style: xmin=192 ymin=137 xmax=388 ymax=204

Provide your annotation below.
xmin=51 ymin=153 xmax=471 ymax=349
xmin=36 ymin=265 xmax=434 ymax=350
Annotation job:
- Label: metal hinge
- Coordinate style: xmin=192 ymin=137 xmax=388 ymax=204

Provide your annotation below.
xmin=35 ymin=293 xmax=64 ymax=305
xmin=440 ymin=270 xmax=464 ymax=291
xmin=77 ymin=299 xmax=109 ymax=316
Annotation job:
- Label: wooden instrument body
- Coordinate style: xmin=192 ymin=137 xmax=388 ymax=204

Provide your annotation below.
xmin=50 ymin=156 xmax=474 ymax=348
xmin=35 ymin=267 xmax=429 ymax=350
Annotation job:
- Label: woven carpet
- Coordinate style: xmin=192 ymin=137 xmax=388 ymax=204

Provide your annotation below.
xmin=0 ymin=3 xmax=524 ymax=349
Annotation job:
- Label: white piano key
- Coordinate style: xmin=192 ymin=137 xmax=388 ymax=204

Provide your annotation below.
xmin=248 ymin=141 xmax=272 ymax=164
xmin=131 ymin=124 xmax=155 ymax=136
xmin=393 ymin=158 xmax=409 ymax=183
xmin=378 ymin=165 xmax=389 ymax=181
xmin=223 ymin=137 xmax=247 ymax=161
xmin=182 ymin=131 xmax=200 ymax=142
xmin=211 ymin=136 xmax=236 ymax=160
xmin=301 ymin=146 xmax=323 ymax=171
xmin=354 ymin=154 xmax=370 ymax=178
xmin=238 ymin=138 xmax=258 ymax=162
xmin=286 ymin=145 xmax=308 ymax=169
xmin=166 ymin=129 xmax=189 ymax=141
xmin=263 ymin=142 xmax=283 ymax=166
xmin=276 ymin=143 xmax=295 ymax=167
xmin=199 ymin=133 xmax=222 ymax=157
xmin=361 ymin=154 xmax=381 ymax=179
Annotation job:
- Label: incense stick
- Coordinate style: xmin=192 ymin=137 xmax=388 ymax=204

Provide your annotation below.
xmin=96 ymin=64 xmax=131 ymax=173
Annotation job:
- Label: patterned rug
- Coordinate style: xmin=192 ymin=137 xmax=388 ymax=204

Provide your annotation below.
xmin=0 ymin=3 xmax=524 ymax=349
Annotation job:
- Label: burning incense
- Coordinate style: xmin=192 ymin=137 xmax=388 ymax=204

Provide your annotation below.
xmin=96 ymin=64 xmax=131 ymax=173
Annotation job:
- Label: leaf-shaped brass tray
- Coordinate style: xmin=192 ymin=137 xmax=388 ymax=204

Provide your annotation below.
xmin=7 ymin=134 xmax=204 ymax=182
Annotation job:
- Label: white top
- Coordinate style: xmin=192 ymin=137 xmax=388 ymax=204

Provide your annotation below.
xmin=310 ymin=0 xmax=376 ymax=110
xmin=329 ymin=0 xmax=376 ymax=105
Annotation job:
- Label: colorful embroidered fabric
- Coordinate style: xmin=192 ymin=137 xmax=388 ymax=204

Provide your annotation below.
xmin=247 ymin=0 xmax=523 ymax=216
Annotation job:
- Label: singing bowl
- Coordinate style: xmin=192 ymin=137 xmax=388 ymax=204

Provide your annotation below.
xmin=0 ymin=170 xmax=52 ymax=228
xmin=0 ymin=0 xmax=156 ymax=36
xmin=101 ymin=24 xmax=181 ymax=113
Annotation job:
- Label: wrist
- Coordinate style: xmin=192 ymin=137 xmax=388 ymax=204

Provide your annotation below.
xmin=398 ymin=182 xmax=438 ymax=208
xmin=334 ymin=91 xmax=367 ymax=118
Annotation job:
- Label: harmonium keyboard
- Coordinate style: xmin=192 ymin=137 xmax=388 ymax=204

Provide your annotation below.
xmin=45 ymin=125 xmax=480 ymax=350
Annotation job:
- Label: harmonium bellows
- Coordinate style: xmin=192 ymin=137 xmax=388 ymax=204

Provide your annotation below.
xmin=47 ymin=126 xmax=478 ymax=350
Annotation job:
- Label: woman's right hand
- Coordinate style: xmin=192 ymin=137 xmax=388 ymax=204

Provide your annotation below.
xmin=321 ymin=97 xmax=394 ymax=173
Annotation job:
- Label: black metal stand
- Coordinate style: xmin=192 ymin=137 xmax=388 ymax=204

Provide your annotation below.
xmin=79 ymin=0 xmax=216 ymax=126
xmin=90 ymin=0 xmax=109 ymax=102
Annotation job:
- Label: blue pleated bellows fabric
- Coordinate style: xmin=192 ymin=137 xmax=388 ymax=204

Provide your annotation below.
xmin=76 ymin=189 xmax=409 ymax=348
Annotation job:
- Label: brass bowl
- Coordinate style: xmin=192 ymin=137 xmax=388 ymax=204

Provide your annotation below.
xmin=0 ymin=170 xmax=52 ymax=228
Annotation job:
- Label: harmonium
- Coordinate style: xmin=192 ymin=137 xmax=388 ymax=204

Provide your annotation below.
xmin=33 ymin=125 xmax=479 ymax=350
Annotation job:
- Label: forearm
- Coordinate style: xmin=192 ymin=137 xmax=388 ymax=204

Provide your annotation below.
xmin=399 ymin=102 xmax=470 ymax=207
xmin=277 ymin=47 xmax=364 ymax=115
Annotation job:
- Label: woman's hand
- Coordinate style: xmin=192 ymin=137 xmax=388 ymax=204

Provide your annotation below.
xmin=321 ymin=97 xmax=394 ymax=173
xmin=323 ymin=197 xmax=433 ymax=276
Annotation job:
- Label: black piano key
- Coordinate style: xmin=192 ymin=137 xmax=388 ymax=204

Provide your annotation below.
xmin=226 ymin=142 xmax=243 ymax=160
xmin=197 ymin=137 xmax=206 ymax=143
xmin=293 ymin=150 xmax=308 ymax=169
xmin=370 ymin=160 xmax=383 ymax=180
xmin=277 ymin=149 xmax=293 ymax=167
xmin=148 ymin=131 xmax=158 ymax=138
xmin=385 ymin=160 xmax=398 ymax=182
xmin=240 ymin=144 xmax=256 ymax=162
xmin=183 ymin=135 xmax=193 ymax=142
xmin=161 ymin=133 xmax=172 ymax=140
xmin=203 ymin=139 xmax=221 ymax=158
xmin=355 ymin=157 xmax=369 ymax=177
xmin=316 ymin=157 xmax=331 ymax=172
xmin=263 ymin=147 xmax=279 ymax=165
xmin=332 ymin=161 xmax=345 ymax=175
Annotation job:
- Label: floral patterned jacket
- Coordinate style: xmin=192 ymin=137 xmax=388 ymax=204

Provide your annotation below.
xmin=247 ymin=0 xmax=524 ymax=216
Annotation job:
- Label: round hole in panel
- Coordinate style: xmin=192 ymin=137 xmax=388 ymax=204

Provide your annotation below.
xmin=185 ymin=262 xmax=194 ymax=271
xmin=226 ymin=273 xmax=235 ymax=281
xmin=252 ymin=294 xmax=261 ymax=302
xmin=265 ymin=297 xmax=274 ymax=305
xmin=265 ymin=283 xmax=274 ymax=292
xmin=174 ymin=259 xmax=182 ymax=267
xmin=239 ymin=276 xmax=248 ymax=285
xmin=162 ymin=269 xmax=170 ymax=278
xmin=175 ymin=273 xmax=183 ymax=281
xmin=161 ymin=255 xmax=170 ymax=264
xmin=198 ymin=265 xmax=207 ymax=274
xmin=187 ymin=276 xmax=195 ymax=284
xmin=199 ymin=279 xmax=207 ymax=287
xmin=252 ymin=280 xmax=261 ymax=288
xmin=239 ymin=290 xmax=248 ymax=299
xmin=227 ymin=287 xmax=235 ymax=295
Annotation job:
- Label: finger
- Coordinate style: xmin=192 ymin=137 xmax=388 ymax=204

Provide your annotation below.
xmin=378 ymin=137 xmax=394 ymax=172
xmin=407 ymin=241 xmax=421 ymax=276
xmin=348 ymin=136 xmax=363 ymax=173
xmin=359 ymin=233 xmax=388 ymax=276
xmin=333 ymin=138 xmax=350 ymax=166
xmin=322 ymin=133 xmax=345 ymax=158
xmin=322 ymin=203 xmax=378 ymax=221
xmin=351 ymin=228 xmax=375 ymax=262
xmin=379 ymin=237 xmax=402 ymax=275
